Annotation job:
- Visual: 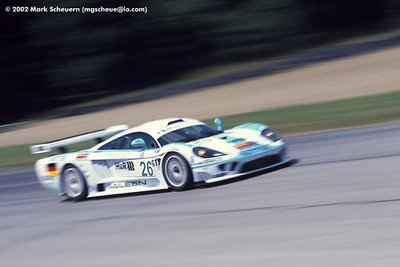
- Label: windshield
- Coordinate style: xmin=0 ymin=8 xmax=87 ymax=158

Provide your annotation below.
xmin=158 ymin=124 xmax=222 ymax=146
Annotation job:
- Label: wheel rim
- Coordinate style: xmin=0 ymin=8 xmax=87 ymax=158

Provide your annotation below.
xmin=165 ymin=156 xmax=187 ymax=187
xmin=63 ymin=168 xmax=84 ymax=198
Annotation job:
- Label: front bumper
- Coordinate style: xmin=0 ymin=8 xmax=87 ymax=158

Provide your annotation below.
xmin=192 ymin=143 xmax=289 ymax=183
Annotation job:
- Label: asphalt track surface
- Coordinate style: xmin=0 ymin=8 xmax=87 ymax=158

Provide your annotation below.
xmin=1 ymin=123 xmax=400 ymax=267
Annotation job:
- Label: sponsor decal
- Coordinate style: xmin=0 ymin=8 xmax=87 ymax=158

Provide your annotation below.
xmin=107 ymin=180 xmax=147 ymax=189
xmin=47 ymin=163 xmax=59 ymax=176
xmin=152 ymin=158 xmax=161 ymax=167
xmin=115 ymin=161 xmax=135 ymax=171
xmin=106 ymin=178 xmax=160 ymax=190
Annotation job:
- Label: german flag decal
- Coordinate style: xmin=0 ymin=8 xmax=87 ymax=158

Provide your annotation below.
xmin=47 ymin=163 xmax=59 ymax=176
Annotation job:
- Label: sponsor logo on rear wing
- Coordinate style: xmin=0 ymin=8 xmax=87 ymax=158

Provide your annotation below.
xmin=30 ymin=125 xmax=129 ymax=154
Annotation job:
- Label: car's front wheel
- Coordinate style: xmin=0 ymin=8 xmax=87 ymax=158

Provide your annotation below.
xmin=163 ymin=153 xmax=193 ymax=191
xmin=62 ymin=165 xmax=88 ymax=201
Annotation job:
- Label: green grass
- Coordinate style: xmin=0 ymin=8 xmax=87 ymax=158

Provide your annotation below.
xmin=204 ymin=90 xmax=400 ymax=134
xmin=1 ymin=90 xmax=400 ymax=168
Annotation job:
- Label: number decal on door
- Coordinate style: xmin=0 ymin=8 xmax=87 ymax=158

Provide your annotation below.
xmin=140 ymin=161 xmax=154 ymax=176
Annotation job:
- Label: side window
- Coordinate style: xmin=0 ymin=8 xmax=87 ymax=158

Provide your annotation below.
xmin=130 ymin=133 xmax=159 ymax=149
xmin=99 ymin=132 xmax=159 ymax=150
xmin=99 ymin=136 xmax=131 ymax=150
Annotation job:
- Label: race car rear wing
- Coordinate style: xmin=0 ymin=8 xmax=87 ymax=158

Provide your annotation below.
xmin=30 ymin=125 xmax=129 ymax=154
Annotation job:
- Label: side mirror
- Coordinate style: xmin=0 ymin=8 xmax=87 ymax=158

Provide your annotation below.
xmin=130 ymin=138 xmax=146 ymax=151
xmin=214 ymin=117 xmax=224 ymax=131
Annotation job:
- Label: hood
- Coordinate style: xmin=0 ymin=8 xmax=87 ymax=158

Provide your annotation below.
xmin=188 ymin=132 xmax=267 ymax=155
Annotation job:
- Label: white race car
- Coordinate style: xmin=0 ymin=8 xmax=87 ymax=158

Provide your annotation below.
xmin=31 ymin=118 xmax=291 ymax=200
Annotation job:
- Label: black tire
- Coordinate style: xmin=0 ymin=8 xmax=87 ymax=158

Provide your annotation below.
xmin=62 ymin=165 xmax=88 ymax=201
xmin=163 ymin=153 xmax=193 ymax=191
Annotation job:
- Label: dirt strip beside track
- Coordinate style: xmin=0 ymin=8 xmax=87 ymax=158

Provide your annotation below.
xmin=1 ymin=46 xmax=400 ymax=145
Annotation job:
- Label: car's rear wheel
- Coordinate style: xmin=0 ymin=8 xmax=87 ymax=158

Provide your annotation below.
xmin=62 ymin=165 xmax=88 ymax=201
xmin=163 ymin=153 xmax=193 ymax=191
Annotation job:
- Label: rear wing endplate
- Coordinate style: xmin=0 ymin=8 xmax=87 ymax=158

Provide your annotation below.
xmin=30 ymin=125 xmax=129 ymax=154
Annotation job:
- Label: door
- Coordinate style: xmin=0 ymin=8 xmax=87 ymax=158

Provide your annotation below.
xmin=89 ymin=132 xmax=163 ymax=185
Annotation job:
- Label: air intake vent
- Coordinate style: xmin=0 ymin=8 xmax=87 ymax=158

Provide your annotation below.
xmin=167 ymin=119 xmax=184 ymax=125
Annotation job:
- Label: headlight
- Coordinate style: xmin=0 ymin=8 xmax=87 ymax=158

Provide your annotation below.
xmin=261 ymin=128 xmax=281 ymax=142
xmin=193 ymin=147 xmax=226 ymax=158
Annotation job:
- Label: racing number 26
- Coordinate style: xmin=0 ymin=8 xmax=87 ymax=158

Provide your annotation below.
xmin=140 ymin=161 xmax=154 ymax=176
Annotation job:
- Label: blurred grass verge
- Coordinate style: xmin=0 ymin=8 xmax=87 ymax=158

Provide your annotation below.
xmin=204 ymin=90 xmax=400 ymax=133
xmin=1 ymin=90 xmax=399 ymax=168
